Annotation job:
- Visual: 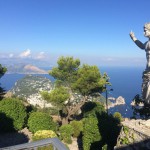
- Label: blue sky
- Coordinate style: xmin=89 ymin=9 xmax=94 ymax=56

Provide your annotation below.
xmin=0 ymin=0 xmax=150 ymax=67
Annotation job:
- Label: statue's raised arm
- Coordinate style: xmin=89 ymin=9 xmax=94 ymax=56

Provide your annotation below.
xmin=129 ymin=31 xmax=145 ymax=49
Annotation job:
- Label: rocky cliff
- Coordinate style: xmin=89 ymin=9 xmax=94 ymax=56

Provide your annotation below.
xmin=108 ymin=96 xmax=126 ymax=108
xmin=115 ymin=119 xmax=150 ymax=150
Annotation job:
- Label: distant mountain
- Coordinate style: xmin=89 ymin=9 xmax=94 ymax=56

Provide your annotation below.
xmin=6 ymin=64 xmax=48 ymax=74
xmin=0 ymin=57 xmax=52 ymax=68
xmin=23 ymin=64 xmax=48 ymax=74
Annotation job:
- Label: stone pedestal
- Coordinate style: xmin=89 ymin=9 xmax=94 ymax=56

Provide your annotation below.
xmin=142 ymin=70 xmax=150 ymax=104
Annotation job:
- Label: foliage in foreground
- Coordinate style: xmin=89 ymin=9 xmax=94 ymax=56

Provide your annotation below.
xmin=59 ymin=124 xmax=74 ymax=144
xmin=113 ymin=112 xmax=123 ymax=122
xmin=32 ymin=130 xmax=57 ymax=141
xmin=82 ymin=116 xmax=102 ymax=150
xmin=0 ymin=98 xmax=27 ymax=132
xmin=70 ymin=120 xmax=83 ymax=138
xmin=28 ymin=112 xmax=57 ymax=133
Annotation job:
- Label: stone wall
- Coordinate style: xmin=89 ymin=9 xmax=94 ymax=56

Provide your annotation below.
xmin=115 ymin=119 xmax=150 ymax=150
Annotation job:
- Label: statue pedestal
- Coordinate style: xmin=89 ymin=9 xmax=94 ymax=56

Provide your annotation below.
xmin=142 ymin=70 xmax=150 ymax=104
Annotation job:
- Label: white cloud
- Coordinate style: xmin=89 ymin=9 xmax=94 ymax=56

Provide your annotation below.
xmin=19 ymin=49 xmax=31 ymax=58
xmin=34 ymin=52 xmax=46 ymax=60
xmin=9 ymin=53 xmax=14 ymax=58
xmin=0 ymin=53 xmax=16 ymax=58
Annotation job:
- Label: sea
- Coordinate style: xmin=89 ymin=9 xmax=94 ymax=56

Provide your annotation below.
xmin=0 ymin=66 xmax=144 ymax=118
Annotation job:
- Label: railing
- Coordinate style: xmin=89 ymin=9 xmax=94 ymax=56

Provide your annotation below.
xmin=1 ymin=138 xmax=68 ymax=150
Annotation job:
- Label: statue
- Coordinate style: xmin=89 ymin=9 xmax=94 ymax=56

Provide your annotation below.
xmin=130 ymin=23 xmax=150 ymax=104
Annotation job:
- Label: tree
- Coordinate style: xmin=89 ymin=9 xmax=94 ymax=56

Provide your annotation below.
xmin=72 ymin=64 xmax=108 ymax=95
xmin=59 ymin=124 xmax=74 ymax=144
xmin=41 ymin=86 xmax=70 ymax=123
xmin=81 ymin=101 xmax=105 ymax=118
xmin=131 ymin=94 xmax=150 ymax=119
xmin=0 ymin=64 xmax=7 ymax=78
xmin=49 ymin=56 xmax=80 ymax=87
xmin=0 ymin=64 xmax=7 ymax=98
xmin=0 ymin=98 xmax=27 ymax=132
xmin=82 ymin=116 xmax=102 ymax=150
xmin=28 ymin=112 xmax=57 ymax=133
xmin=113 ymin=112 xmax=123 ymax=122
xmin=43 ymin=56 xmax=109 ymax=124
xmin=70 ymin=120 xmax=83 ymax=137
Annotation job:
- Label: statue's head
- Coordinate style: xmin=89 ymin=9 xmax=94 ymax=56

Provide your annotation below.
xmin=144 ymin=23 xmax=150 ymax=37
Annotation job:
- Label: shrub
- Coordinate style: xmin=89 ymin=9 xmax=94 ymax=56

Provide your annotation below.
xmin=0 ymin=98 xmax=27 ymax=132
xmin=113 ymin=112 xmax=123 ymax=122
xmin=70 ymin=120 xmax=83 ymax=137
xmin=37 ymin=145 xmax=53 ymax=150
xmin=82 ymin=116 xmax=101 ymax=150
xmin=28 ymin=112 xmax=57 ymax=133
xmin=59 ymin=124 xmax=73 ymax=144
xmin=37 ymin=144 xmax=69 ymax=150
xmin=33 ymin=130 xmax=57 ymax=141
xmin=102 ymin=144 xmax=108 ymax=150
xmin=82 ymin=101 xmax=105 ymax=118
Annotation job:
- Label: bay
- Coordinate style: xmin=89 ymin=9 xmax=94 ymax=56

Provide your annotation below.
xmin=0 ymin=66 xmax=144 ymax=118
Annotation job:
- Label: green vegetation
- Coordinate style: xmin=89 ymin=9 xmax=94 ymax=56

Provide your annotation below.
xmin=120 ymin=126 xmax=132 ymax=145
xmin=59 ymin=124 xmax=74 ymax=144
xmin=33 ymin=130 xmax=57 ymax=141
xmin=82 ymin=101 xmax=105 ymax=117
xmin=0 ymin=64 xmax=7 ymax=99
xmin=0 ymin=56 xmax=122 ymax=149
xmin=0 ymin=98 xmax=27 ymax=132
xmin=11 ymin=75 xmax=53 ymax=98
xmin=37 ymin=145 xmax=54 ymax=150
xmin=0 ymin=64 xmax=7 ymax=78
xmin=28 ymin=112 xmax=57 ymax=133
xmin=113 ymin=112 xmax=123 ymax=122
xmin=70 ymin=120 xmax=83 ymax=138
xmin=42 ymin=56 xmax=109 ymax=124
xmin=49 ymin=56 xmax=80 ymax=87
xmin=82 ymin=116 xmax=102 ymax=150
xmin=132 ymin=94 xmax=150 ymax=119
xmin=41 ymin=86 xmax=70 ymax=110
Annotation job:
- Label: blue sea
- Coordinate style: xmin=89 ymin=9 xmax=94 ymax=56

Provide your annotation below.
xmin=0 ymin=66 xmax=144 ymax=118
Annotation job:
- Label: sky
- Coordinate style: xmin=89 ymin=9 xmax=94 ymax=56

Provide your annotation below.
xmin=0 ymin=0 xmax=150 ymax=67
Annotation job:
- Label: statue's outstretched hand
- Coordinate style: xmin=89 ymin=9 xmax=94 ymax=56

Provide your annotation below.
xmin=130 ymin=31 xmax=137 ymax=41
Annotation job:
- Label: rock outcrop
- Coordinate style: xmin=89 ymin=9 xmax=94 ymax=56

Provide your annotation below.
xmin=108 ymin=96 xmax=125 ymax=108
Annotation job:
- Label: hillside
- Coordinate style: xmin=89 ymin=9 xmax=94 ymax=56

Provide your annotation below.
xmin=6 ymin=64 xmax=48 ymax=74
xmin=10 ymin=75 xmax=53 ymax=107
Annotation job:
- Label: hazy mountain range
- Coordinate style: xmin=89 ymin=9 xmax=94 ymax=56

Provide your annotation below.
xmin=0 ymin=53 xmax=53 ymax=74
xmin=6 ymin=64 xmax=49 ymax=74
